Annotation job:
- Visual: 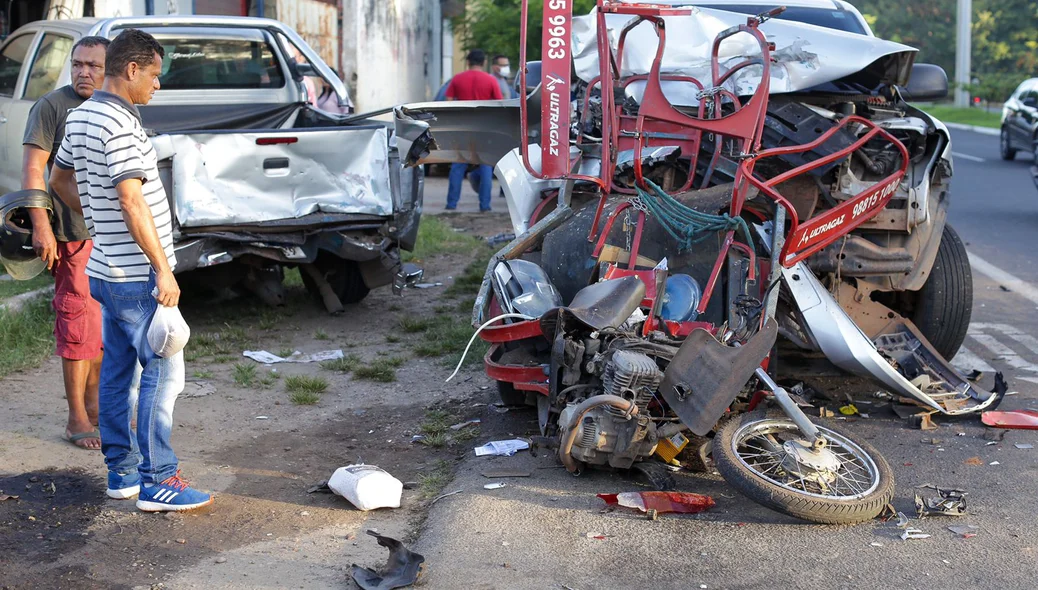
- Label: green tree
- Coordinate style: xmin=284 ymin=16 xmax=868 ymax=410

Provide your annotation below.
xmin=858 ymin=0 xmax=957 ymax=76
xmin=458 ymin=0 xmax=598 ymax=65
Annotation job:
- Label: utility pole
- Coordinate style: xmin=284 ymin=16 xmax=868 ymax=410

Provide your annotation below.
xmin=954 ymin=0 xmax=972 ymax=107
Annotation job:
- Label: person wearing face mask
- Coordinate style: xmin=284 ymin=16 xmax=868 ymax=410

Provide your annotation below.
xmin=21 ymin=36 xmax=110 ymax=451
xmin=491 ymin=54 xmax=518 ymax=99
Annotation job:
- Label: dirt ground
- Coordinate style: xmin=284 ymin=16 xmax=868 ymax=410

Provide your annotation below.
xmin=0 ymin=212 xmax=512 ymax=589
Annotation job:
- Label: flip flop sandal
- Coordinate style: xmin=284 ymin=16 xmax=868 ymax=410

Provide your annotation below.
xmin=63 ymin=429 xmax=101 ymax=450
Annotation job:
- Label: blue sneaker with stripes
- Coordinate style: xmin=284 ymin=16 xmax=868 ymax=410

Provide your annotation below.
xmin=136 ymin=471 xmax=214 ymax=512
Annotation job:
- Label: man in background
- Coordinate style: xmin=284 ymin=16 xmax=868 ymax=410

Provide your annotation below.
xmin=23 ymin=36 xmax=110 ymax=450
xmin=491 ymin=54 xmax=517 ymax=99
xmin=444 ymin=49 xmax=502 ymax=212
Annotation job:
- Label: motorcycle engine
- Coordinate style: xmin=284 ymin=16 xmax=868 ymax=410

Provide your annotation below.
xmin=560 ymin=350 xmax=662 ymax=469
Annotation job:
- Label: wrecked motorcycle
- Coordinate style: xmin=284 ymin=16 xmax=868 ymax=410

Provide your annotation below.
xmin=399 ymin=1 xmax=1006 ymax=524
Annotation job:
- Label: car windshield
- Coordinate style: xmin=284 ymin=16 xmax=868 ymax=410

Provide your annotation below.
xmin=149 ymin=34 xmax=286 ymax=90
xmin=694 ymin=4 xmax=868 ymax=35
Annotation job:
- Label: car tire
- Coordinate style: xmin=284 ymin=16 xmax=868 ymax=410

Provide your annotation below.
xmin=912 ymin=224 xmax=972 ymax=360
xmin=1000 ymin=126 xmax=1017 ymax=160
xmin=300 ymin=253 xmax=371 ymax=305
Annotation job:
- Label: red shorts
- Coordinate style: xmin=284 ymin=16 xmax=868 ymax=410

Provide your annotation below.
xmin=53 ymin=240 xmax=102 ymax=360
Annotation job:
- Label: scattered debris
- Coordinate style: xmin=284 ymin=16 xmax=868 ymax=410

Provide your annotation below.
xmin=351 ymin=530 xmax=425 ymax=590
xmin=306 ymin=480 xmax=332 ymax=494
xmin=982 ymin=410 xmax=1038 ymax=430
xmin=449 ymin=419 xmax=481 ymax=431
xmin=597 ymin=491 xmax=715 ymax=516
xmin=912 ymin=413 xmax=938 ymax=431
xmin=1015 ymin=443 xmax=1034 ymax=449
xmin=328 ymin=465 xmax=402 ymax=511
xmin=429 ymin=490 xmax=463 ymax=505
xmin=839 ymin=404 xmax=859 ymax=416
xmin=585 ymin=532 xmax=608 ymax=540
xmin=989 ymin=461 xmax=1001 ymax=466
xmin=964 ymin=457 xmax=983 ymax=466
xmin=402 ymin=481 xmax=418 ymax=490
xmin=921 ymin=438 xmax=942 ymax=445
xmin=255 ymin=416 xmax=269 ymax=420
xmin=0 ymin=494 xmax=18 ymax=501
xmin=871 ymin=390 xmax=895 ymax=401
xmin=410 ymin=282 xmax=444 ymax=289
xmin=948 ymin=525 xmax=979 ymax=538
xmin=483 ymin=483 xmax=507 ymax=490
xmin=481 ymin=470 xmax=531 ymax=478
xmin=965 ymin=370 xmax=983 ymax=381
xmin=181 ymin=381 xmax=216 ymax=398
xmin=999 ymin=285 xmax=1011 ymax=292
xmin=474 ymin=439 xmax=530 ymax=457
xmin=956 ymin=432 xmax=966 ymax=437
xmin=896 ymin=512 xmax=911 ymax=528
xmin=870 ymin=542 xmax=883 ymax=547
xmin=486 ymin=232 xmax=516 ymax=247
xmin=819 ymin=407 xmax=835 ymax=418
xmin=900 ymin=528 xmax=931 ymax=541
xmin=915 ymin=484 xmax=967 ymax=517
xmin=242 ymin=349 xmax=344 ymax=364
xmin=985 ymin=441 xmax=998 ymax=446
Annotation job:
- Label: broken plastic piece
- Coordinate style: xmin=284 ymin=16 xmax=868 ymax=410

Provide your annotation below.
xmin=481 ymin=470 xmax=531 ymax=478
xmin=896 ymin=512 xmax=911 ymax=528
xmin=819 ymin=407 xmax=835 ymax=418
xmin=948 ymin=524 xmax=979 ymax=538
xmin=1014 ymin=443 xmax=1034 ymax=449
xmin=915 ymin=484 xmax=967 ymax=517
xmin=839 ymin=404 xmax=859 ymax=416
xmin=243 ymin=349 xmax=344 ymax=364
xmin=474 ymin=439 xmax=530 ymax=457
xmin=900 ymin=528 xmax=930 ymax=540
xmin=982 ymin=410 xmax=1038 ymax=430
xmin=989 ymin=461 xmax=1000 ymax=466
xmin=450 ymin=419 xmax=481 ymax=430
xmin=597 ymin=491 xmax=715 ymax=515
xmin=350 ymin=530 xmax=425 ymax=590
xmin=484 ymin=482 xmax=507 ymax=490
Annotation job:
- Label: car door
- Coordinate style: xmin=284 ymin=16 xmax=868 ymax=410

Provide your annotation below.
xmin=1009 ymin=81 xmax=1036 ymax=149
xmin=3 ymin=31 xmax=75 ymax=191
xmin=1021 ymin=84 xmax=1038 ymax=154
xmin=0 ymin=30 xmax=39 ymax=194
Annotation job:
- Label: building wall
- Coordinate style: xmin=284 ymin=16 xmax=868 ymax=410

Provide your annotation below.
xmin=193 ymin=0 xmax=240 ymax=16
xmin=342 ymin=0 xmax=442 ymax=111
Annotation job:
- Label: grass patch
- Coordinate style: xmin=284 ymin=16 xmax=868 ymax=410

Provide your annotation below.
xmin=402 ymin=217 xmax=484 ymax=262
xmin=388 ymin=303 xmax=403 ymax=312
xmin=258 ymin=309 xmax=284 ymax=331
xmin=212 ymin=355 xmax=233 ymax=364
xmin=410 ymin=314 xmax=484 ymax=365
xmin=289 ymin=390 xmax=320 ymax=405
xmin=278 ymin=347 xmax=295 ymax=358
xmin=399 ymin=316 xmax=433 ymax=333
xmin=416 ymin=409 xmax=481 ymax=449
xmin=192 ymin=369 xmax=213 ymax=379
xmin=921 ymin=105 xmax=1001 ymax=129
xmin=233 ymin=363 xmax=256 ymax=387
xmin=285 ymin=375 xmax=328 ymax=395
xmin=0 ymin=273 xmax=52 ymax=301
xmin=385 ymin=334 xmax=401 ymax=344
xmin=258 ymin=371 xmax=280 ymax=387
xmin=417 ymin=459 xmax=454 ymax=501
xmin=314 ymin=328 xmax=329 ymax=340
xmin=283 ymin=267 xmax=304 ymax=289
xmin=445 ymin=247 xmax=494 ymax=297
xmin=0 ymin=295 xmax=55 ymax=379
xmin=320 ymin=353 xmax=362 ymax=373
xmin=353 ymin=356 xmax=406 ymax=382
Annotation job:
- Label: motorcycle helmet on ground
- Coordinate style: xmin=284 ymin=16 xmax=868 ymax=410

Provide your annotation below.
xmin=0 ymin=189 xmax=52 ymax=280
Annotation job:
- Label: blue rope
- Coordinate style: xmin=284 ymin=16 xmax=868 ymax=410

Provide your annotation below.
xmin=633 ymin=180 xmax=754 ymax=252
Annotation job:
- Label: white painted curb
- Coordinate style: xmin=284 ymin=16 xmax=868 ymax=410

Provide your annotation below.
xmin=0 ymin=285 xmax=54 ymax=313
xmin=943 ymin=122 xmax=1000 ymax=137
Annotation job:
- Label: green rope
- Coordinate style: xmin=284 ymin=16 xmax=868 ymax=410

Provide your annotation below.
xmin=633 ymin=180 xmax=754 ymax=253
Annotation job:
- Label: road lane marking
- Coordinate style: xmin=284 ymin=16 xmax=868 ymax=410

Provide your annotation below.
xmin=967 ymin=331 xmax=1038 ymax=373
xmin=967 ymin=251 xmax=1038 ymax=307
xmin=971 ymin=323 xmax=1038 ymax=356
xmin=952 ymin=345 xmax=996 ymax=374
xmin=952 ymin=151 xmax=985 ymax=163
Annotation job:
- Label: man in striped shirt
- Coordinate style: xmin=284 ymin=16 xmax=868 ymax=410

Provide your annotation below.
xmin=50 ymin=29 xmax=212 ymax=512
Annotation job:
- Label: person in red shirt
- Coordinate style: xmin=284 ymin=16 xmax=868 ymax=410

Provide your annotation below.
xmin=445 ymin=49 xmax=503 ymax=211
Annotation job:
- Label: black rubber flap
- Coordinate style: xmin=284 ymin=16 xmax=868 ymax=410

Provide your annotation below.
xmin=659 ymin=318 xmax=778 ymax=436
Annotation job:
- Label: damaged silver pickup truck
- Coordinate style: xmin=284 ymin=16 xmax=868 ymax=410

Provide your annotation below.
xmin=0 ymin=16 xmax=422 ymax=308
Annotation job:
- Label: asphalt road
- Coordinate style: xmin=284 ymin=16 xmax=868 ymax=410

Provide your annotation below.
xmin=411 ymin=128 xmax=1038 ymax=590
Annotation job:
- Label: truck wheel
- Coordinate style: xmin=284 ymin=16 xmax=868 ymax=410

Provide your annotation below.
xmin=301 ymin=254 xmax=371 ymax=305
xmin=912 ymin=224 xmax=972 ymax=359
xmin=1000 ymin=126 xmax=1017 ymax=160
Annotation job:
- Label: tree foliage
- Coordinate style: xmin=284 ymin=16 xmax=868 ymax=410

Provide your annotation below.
xmin=859 ymin=0 xmax=1038 ymax=102
xmin=457 ymin=0 xmax=597 ymax=65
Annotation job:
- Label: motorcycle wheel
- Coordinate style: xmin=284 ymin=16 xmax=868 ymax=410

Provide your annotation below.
xmin=714 ymin=412 xmax=894 ymax=525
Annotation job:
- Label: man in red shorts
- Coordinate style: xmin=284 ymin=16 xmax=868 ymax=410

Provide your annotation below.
xmin=23 ymin=36 xmax=110 ymax=450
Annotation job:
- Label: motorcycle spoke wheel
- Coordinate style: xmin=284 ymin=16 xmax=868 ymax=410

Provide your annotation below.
xmin=714 ymin=412 xmax=894 ymax=524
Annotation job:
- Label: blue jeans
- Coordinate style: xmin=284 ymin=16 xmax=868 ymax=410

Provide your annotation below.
xmin=447 ymin=163 xmax=493 ymax=211
xmin=90 ymin=275 xmax=185 ymax=487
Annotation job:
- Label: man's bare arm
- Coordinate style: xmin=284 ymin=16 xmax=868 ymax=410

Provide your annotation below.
xmin=22 ymin=146 xmax=59 ymax=269
xmin=115 ymin=178 xmax=180 ymax=307
xmin=49 ymin=164 xmax=83 ymax=216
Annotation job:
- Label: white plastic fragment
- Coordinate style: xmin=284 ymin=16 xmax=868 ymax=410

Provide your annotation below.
xmin=989 ymin=461 xmax=1001 ymax=466
xmin=870 ymin=542 xmax=883 ymax=547
xmin=474 ymin=439 xmax=530 ymax=457
xmin=243 ymin=349 xmax=344 ymax=364
xmin=1015 ymin=443 xmax=1034 ymax=449
xmin=484 ymin=482 xmax=507 ymax=490
xmin=328 ymin=464 xmax=402 ymax=511
xmin=901 ymin=528 xmax=930 ymax=540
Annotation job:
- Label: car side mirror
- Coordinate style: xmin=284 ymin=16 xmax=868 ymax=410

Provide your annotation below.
xmin=518 ymin=61 xmax=543 ymax=97
xmin=900 ymin=63 xmax=948 ymax=101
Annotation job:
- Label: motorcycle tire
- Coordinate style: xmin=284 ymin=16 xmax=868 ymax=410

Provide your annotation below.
xmin=912 ymin=224 xmax=972 ymax=360
xmin=713 ymin=411 xmax=895 ymax=525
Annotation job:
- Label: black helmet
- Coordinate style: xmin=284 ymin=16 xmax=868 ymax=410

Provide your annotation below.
xmin=0 ymin=189 xmax=52 ymax=280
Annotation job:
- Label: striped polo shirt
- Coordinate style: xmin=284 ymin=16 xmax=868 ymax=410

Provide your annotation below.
xmin=54 ymin=90 xmax=175 ymax=282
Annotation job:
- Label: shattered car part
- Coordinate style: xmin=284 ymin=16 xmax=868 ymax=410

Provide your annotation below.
xmin=597 ymin=491 xmax=715 ymax=515
xmin=350 ymin=530 xmax=425 ymax=590
xmin=982 ymin=409 xmax=1038 ymax=430
xmin=900 ymin=527 xmax=931 ymax=541
xmin=915 ymin=484 xmax=967 ymax=517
